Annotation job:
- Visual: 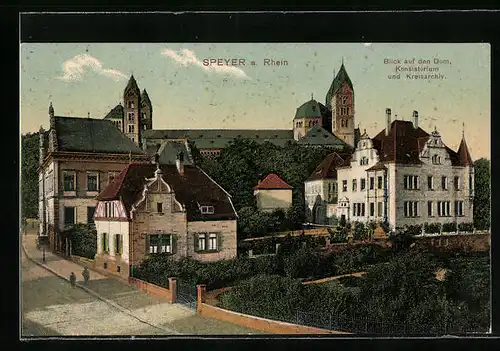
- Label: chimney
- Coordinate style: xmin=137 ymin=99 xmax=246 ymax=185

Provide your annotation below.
xmin=412 ymin=110 xmax=419 ymax=129
xmin=385 ymin=108 xmax=392 ymax=136
xmin=176 ymin=151 xmax=185 ymax=176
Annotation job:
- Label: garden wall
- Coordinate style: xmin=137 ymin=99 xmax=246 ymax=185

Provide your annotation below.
xmin=196 ymin=285 xmax=350 ymax=335
xmin=128 ymin=277 xmax=177 ymax=303
xmin=415 ymin=233 xmax=490 ymax=252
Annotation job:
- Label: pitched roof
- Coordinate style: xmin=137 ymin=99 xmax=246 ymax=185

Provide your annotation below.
xmin=156 ymin=141 xmax=194 ymax=165
xmin=103 ymin=104 xmax=124 ymax=120
xmin=456 ymin=136 xmax=473 ymax=166
xmin=54 ymin=116 xmax=145 ymax=154
xmin=96 ymin=163 xmax=237 ymax=221
xmin=297 ymin=125 xmax=347 ymax=147
xmin=254 ymin=173 xmax=293 ymax=190
xmin=295 ymin=99 xmax=322 ymax=119
xmin=366 ymin=162 xmax=387 ymax=172
xmin=143 ymin=129 xmax=294 ymax=149
xmin=307 ymin=152 xmax=348 ymax=181
xmin=124 ymin=75 xmax=140 ymax=96
xmin=325 ymin=63 xmax=353 ymax=108
xmin=371 ymin=120 xmax=468 ymax=167
xmin=371 ymin=120 xmax=429 ymax=164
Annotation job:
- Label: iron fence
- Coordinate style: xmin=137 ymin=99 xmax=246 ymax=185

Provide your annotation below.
xmin=294 ymin=310 xmax=488 ymax=336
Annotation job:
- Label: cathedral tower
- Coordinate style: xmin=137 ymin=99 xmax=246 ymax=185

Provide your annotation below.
xmin=140 ymin=89 xmax=153 ymax=132
xmin=123 ymin=75 xmax=141 ymax=146
xmin=326 ymin=63 xmax=355 ymax=147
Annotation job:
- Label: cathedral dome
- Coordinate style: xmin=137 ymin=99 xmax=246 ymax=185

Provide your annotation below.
xmin=294 ymin=99 xmax=322 ymax=119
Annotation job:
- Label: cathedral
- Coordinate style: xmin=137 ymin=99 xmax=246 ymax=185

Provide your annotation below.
xmin=103 ymin=63 xmax=360 ymax=155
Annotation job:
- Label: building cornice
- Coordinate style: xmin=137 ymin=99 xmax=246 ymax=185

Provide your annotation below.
xmin=38 ymin=151 xmax=151 ymax=171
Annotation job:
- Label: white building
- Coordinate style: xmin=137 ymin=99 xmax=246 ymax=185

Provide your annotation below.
xmin=332 ymin=108 xmax=474 ymax=230
xmin=304 ymin=152 xmax=347 ymax=225
xmin=254 ymin=173 xmax=293 ymax=213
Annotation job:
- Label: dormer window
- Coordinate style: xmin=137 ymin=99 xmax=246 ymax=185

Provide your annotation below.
xmin=432 ymin=155 xmax=441 ymax=165
xmin=360 ymin=157 xmax=369 ymax=166
xmin=201 ymin=206 xmax=215 ymax=215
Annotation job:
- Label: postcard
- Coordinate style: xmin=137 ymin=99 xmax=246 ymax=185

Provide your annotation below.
xmin=20 ymin=39 xmax=491 ymax=338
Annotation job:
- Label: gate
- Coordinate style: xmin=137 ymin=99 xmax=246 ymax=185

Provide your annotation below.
xmin=176 ymin=280 xmax=197 ymax=311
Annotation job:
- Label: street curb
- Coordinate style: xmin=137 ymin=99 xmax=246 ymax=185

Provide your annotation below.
xmin=21 ymin=240 xmax=181 ymax=335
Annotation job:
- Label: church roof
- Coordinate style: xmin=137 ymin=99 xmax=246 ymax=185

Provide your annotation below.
xmin=124 ymin=75 xmax=140 ymax=96
xmin=103 ymin=104 xmax=124 ymax=120
xmin=297 ymin=125 xmax=346 ymax=147
xmin=325 ymin=63 xmax=353 ymax=109
xmin=295 ymin=99 xmax=322 ymax=119
xmin=53 ymin=116 xmax=145 ymax=154
xmin=307 ymin=152 xmax=348 ymax=181
xmin=156 ymin=141 xmax=194 ymax=165
xmin=141 ymin=89 xmax=152 ymax=107
xmin=96 ymin=163 xmax=237 ymax=221
xmin=254 ymin=173 xmax=293 ymax=190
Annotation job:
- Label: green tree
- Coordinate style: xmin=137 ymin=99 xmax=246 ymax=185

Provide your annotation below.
xmin=473 ymin=158 xmax=490 ymax=230
xmin=21 ymin=132 xmax=40 ymax=219
xmin=62 ymin=224 xmax=97 ymax=259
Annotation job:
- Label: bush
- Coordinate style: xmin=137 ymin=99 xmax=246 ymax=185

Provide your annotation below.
xmin=405 ymin=224 xmax=423 ymax=236
xmin=329 ymin=227 xmax=348 ymax=243
xmin=458 ymin=222 xmax=474 ymax=233
xmin=424 ymin=222 xmax=441 ymax=234
xmin=63 ymin=224 xmax=97 ymax=259
xmin=442 ymin=222 xmax=457 ymax=233
xmin=283 ymin=247 xmax=321 ymax=279
xmin=353 ymin=221 xmax=369 ymax=241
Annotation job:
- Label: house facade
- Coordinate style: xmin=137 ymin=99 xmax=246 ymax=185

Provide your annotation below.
xmin=334 ymin=108 xmax=474 ymax=230
xmin=94 ymin=150 xmax=238 ymax=279
xmin=38 ymin=104 xmax=150 ymax=253
xmin=253 ymin=173 xmax=294 ymax=213
xmin=304 ymin=152 xmax=346 ymax=225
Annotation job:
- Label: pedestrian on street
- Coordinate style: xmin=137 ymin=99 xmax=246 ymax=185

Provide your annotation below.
xmin=70 ymin=272 xmax=76 ymax=288
xmin=82 ymin=267 xmax=90 ymax=284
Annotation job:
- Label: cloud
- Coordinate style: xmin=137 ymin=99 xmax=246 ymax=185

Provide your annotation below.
xmin=57 ymin=54 xmax=127 ymax=82
xmin=161 ymin=48 xmax=250 ymax=80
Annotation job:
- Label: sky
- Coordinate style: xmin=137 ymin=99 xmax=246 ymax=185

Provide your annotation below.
xmin=20 ymin=43 xmax=490 ymax=160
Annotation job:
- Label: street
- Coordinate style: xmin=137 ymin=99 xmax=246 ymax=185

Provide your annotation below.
xmin=21 ymin=230 xmax=264 ymax=336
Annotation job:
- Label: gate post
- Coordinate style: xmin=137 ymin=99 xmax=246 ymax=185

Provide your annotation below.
xmin=168 ymin=277 xmax=177 ymax=304
xmin=196 ymin=284 xmax=207 ymax=313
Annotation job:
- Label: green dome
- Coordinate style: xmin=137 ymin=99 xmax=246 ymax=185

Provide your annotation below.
xmin=294 ymin=99 xmax=322 ymax=119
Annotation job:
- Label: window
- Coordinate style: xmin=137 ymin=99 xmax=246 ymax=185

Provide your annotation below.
xmin=105 ymin=202 xmax=114 ymax=218
xmin=149 ymin=234 xmax=172 ymax=254
xmin=360 ymin=157 xmax=369 ymax=166
xmin=437 ymin=201 xmax=451 ymax=217
xmin=87 ymin=206 xmax=96 ymax=224
xmin=377 ymin=176 xmax=383 ymax=189
xmin=87 ymin=172 xmax=98 ymax=191
xmin=361 ymin=203 xmax=365 ymax=216
xmin=378 ymin=202 xmax=383 ymax=217
xmin=64 ymin=206 xmax=75 ymax=225
xmin=428 ymin=201 xmax=434 ymax=216
xmin=454 ymin=201 xmax=465 ymax=216
xmin=404 ymin=175 xmax=419 ymax=190
xmin=370 ymin=202 xmax=375 ymax=217
xmin=341 ymin=96 xmax=348 ymax=105
xmin=454 ymin=176 xmax=460 ymax=190
xmin=341 ymin=107 xmax=349 ymax=115
xmin=442 ymin=176 xmax=448 ymax=190
xmin=127 ymin=112 xmax=135 ymax=122
xmin=127 ymin=101 xmax=135 ymax=108
xmin=201 ymin=206 xmax=215 ymax=215
xmin=352 ymin=179 xmax=357 ymax=192
xmin=108 ymin=171 xmax=119 ymax=184
xmin=432 ymin=154 xmax=441 ymax=164
xmin=128 ymin=125 xmax=135 ymax=133
xmin=404 ymin=201 xmax=419 ymax=217
xmin=208 ymin=233 xmax=218 ymax=250
xmin=63 ymin=171 xmax=75 ymax=191
xmin=360 ymin=178 xmax=366 ymax=190
xmin=143 ymin=124 xmax=147 ymax=130
xmin=157 ymin=202 xmax=163 ymax=213
xmin=198 ymin=233 xmax=206 ymax=251
xmin=428 ymin=176 xmax=434 ymax=190
xmin=102 ymin=233 xmax=109 ymax=253
xmin=142 ymin=112 xmax=146 ymax=119
xmin=115 ymin=234 xmax=123 ymax=255
xmin=117 ymin=266 xmax=121 ymax=273
xmin=369 ymin=177 xmax=374 ymax=190
xmin=342 ymin=180 xmax=347 ymax=192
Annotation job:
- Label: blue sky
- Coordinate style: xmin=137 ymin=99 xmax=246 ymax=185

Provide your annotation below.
xmin=20 ymin=43 xmax=490 ymax=159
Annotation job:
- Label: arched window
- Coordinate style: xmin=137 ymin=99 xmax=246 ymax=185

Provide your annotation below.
xmin=341 ymin=120 xmax=344 ymax=127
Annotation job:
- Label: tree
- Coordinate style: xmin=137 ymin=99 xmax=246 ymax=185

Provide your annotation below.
xmin=473 ymin=158 xmax=490 ymax=230
xmin=62 ymin=224 xmax=97 ymax=259
xmin=21 ymin=133 xmax=40 ymax=219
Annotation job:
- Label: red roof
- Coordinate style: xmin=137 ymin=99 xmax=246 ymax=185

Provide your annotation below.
xmin=96 ymin=163 xmax=237 ymax=221
xmin=307 ymin=152 xmax=348 ymax=181
xmin=254 ymin=173 xmax=293 ymax=190
xmin=457 ymin=136 xmax=473 ymax=166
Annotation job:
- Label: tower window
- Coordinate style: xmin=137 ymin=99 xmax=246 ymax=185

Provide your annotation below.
xmin=128 ymin=125 xmax=135 ymax=133
xmin=128 ymin=112 xmax=135 ymax=122
xmin=341 ymin=96 xmax=348 ymax=105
